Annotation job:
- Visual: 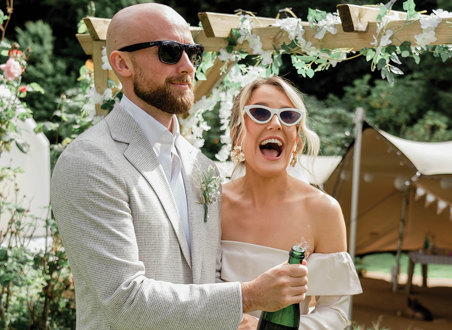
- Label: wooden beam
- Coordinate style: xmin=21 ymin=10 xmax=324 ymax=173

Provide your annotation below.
xmin=196 ymin=12 xmax=451 ymax=52
xmin=76 ymin=34 xmax=93 ymax=55
xmin=198 ymin=12 xmax=283 ymax=38
xmin=193 ymin=28 xmax=229 ymax=52
xmin=83 ymin=17 xmax=110 ymax=41
xmin=251 ymin=19 xmax=452 ymax=52
xmin=194 ymin=57 xmax=233 ymax=102
xmin=337 ymin=4 xmax=408 ymax=32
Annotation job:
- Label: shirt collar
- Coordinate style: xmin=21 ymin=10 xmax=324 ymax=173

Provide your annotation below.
xmin=120 ymin=95 xmax=180 ymax=148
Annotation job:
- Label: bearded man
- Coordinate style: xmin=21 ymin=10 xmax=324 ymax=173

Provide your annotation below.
xmin=50 ymin=3 xmax=308 ymax=329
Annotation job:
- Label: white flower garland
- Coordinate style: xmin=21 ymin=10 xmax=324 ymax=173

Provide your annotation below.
xmin=415 ymin=9 xmax=452 ymax=48
xmin=101 ymin=46 xmax=112 ymax=70
xmin=314 ymin=12 xmax=341 ymax=40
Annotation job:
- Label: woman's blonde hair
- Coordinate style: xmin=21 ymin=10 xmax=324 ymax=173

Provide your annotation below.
xmin=230 ymin=76 xmax=320 ymax=163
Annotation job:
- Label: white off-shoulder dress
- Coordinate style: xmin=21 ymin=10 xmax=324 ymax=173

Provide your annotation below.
xmin=221 ymin=240 xmax=363 ymax=329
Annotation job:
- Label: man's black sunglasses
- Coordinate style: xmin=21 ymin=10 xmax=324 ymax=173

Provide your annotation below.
xmin=119 ymin=40 xmax=204 ymax=68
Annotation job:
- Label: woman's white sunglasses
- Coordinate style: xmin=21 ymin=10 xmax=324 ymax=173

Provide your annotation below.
xmin=244 ymin=105 xmax=304 ymax=126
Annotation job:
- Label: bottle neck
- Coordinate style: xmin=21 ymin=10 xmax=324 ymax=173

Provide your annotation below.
xmin=288 ymin=247 xmax=305 ymax=264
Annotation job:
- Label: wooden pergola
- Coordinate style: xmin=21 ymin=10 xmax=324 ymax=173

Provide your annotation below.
xmin=76 ymin=4 xmax=452 ymax=115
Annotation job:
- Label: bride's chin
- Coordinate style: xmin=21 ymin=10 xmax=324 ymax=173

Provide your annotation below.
xmin=252 ymin=164 xmax=288 ymax=178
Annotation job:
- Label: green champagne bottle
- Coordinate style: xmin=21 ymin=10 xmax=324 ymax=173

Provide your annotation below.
xmin=257 ymin=245 xmax=305 ymax=330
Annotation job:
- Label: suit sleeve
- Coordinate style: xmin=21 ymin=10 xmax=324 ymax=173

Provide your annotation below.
xmin=51 ymin=140 xmax=242 ymax=330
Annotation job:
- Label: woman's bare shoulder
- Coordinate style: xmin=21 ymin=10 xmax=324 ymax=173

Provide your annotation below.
xmin=291 ymin=180 xmax=346 ymax=252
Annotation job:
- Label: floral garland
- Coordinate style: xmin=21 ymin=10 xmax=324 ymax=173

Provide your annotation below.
xmin=178 ymin=1 xmax=452 ymax=161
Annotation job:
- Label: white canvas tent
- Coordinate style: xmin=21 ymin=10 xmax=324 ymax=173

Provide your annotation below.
xmin=324 ymin=123 xmax=452 ymax=255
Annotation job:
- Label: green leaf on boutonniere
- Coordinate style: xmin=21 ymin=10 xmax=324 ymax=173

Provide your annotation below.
xmin=198 ymin=165 xmax=221 ymax=222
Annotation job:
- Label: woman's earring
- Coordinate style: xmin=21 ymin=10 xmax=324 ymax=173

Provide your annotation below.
xmin=290 ymin=150 xmax=298 ymax=167
xmin=230 ymin=146 xmax=245 ymax=163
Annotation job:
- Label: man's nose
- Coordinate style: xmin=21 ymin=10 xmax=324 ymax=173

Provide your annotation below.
xmin=177 ymin=51 xmax=195 ymax=75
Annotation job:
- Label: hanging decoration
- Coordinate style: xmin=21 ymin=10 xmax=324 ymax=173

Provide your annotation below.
xmin=413 ymin=182 xmax=452 ymax=219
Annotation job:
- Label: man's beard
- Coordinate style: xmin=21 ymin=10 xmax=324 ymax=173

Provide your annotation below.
xmin=133 ymin=73 xmax=194 ymax=115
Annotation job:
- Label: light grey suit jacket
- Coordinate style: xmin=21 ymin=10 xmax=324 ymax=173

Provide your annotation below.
xmin=50 ymin=104 xmax=242 ymax=329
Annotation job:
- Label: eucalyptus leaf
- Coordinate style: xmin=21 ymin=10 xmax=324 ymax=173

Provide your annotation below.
xmin=440 ymin=50 xmax=450 ymax=62
xmin=15 ymin=140 xmax=30 ymax=153
xmin=403 ymin=0 xmax=419 ymax=20
xmin=231 ymin=28 xmax=241 ymax=40
xmin=281 ymin=42 xmax=291 ymax=53
xmin=376 ymin=4 xmax=388 ymax=22
xmin=196 ymin=71 xmax=207 ymax=81
xmin=366 ymin=49 xmax=376 ymax=62
xmin=390 ymin=65 xmax=404 ymax=75
xmin=288 ymin=40 xmax=298 ymax=49
xmin=390 ymin=53 xmax=402 ymax=65
xmin=377 ymin=58 xmax=387 ymax=70
xmin=401 ymin=50 xmax=411 ymax=58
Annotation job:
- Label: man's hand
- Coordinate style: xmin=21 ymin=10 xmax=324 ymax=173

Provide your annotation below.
xmin=241 ymin=260 xmax=308 ymax=313
xmin=238 ymin=313 xmax=259 ymax=330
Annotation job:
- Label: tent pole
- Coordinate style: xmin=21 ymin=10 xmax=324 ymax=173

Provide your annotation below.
xmin=392 ymin=183 xmax=410 ymax=292
xmin=348 ymin=107 xmax=364 ymax=324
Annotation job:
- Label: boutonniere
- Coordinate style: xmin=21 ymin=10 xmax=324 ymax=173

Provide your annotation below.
xmin=198 ymin=165 xmax=221 ymax=222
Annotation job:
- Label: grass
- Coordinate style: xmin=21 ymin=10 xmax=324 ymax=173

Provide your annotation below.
xmin=358 ymin=253 xmax=452 ymax=278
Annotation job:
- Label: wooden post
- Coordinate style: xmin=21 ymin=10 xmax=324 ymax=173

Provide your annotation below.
xmin=406 ymin=257 xmax=415 ymax=294
xmin=393 ymin=184 xmax=411 ymax=292
xmin=194 ymin=57 xmax=233 ymax=102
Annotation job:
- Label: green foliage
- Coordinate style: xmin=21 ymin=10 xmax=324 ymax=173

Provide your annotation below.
xmin=196 ymin=51 xmax=217 ymax=81
xmin=305 ymin=95 xmax=354 ymax=155
xmin=0 ymin=169 xmax=75 ymax=329
xmin=338 ymin=72 xmax=452 ymax=141
xmin=404 ymin=111 xmax=452 ymax=141
xmin=403 ymin=0 xmax=419 ymax=20
xmin=201 ymin=104 xmax=223 ymax=160
xmin=15 ymin=20 xmax=74 ymax=122
xmin=36 ymin=61 xmax=99 ymax=169
xmin=307 ymin=8 xmax=328 ymax=27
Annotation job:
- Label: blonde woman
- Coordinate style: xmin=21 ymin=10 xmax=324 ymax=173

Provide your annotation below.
xmin=221 ymin=76 xmax=362 ymax=329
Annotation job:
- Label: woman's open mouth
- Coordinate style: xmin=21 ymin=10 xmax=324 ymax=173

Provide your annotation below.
xmin=259 ymin=138 xmax=283 ymax=159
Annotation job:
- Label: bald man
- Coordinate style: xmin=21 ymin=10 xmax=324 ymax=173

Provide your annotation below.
xmin=51 ymin=3 xmax=308 ymax=329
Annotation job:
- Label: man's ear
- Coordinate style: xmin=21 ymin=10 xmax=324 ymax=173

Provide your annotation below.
xmin=109 ymin=51 xmax=133 ymax=78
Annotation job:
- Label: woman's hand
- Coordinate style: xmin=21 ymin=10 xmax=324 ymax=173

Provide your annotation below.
xmin=238 ymin=313 xmax=259 ymax=330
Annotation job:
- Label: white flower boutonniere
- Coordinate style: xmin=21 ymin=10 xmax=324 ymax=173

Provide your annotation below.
xmin=199 ymin=165 xmax=221 ymax=222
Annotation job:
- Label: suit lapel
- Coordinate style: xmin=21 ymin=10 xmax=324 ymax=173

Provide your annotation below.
xmin=176 ymin=138 xmax=206 ymax=283
xmin=106 ymin=105 xmax=191 ymax=267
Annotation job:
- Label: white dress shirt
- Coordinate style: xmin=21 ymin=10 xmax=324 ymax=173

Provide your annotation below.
xmin=121 ymin=96 xmax=191 ymax=247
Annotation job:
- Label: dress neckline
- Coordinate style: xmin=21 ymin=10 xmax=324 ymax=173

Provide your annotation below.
xmin=221 ymin=239 xmax=288 ymax=254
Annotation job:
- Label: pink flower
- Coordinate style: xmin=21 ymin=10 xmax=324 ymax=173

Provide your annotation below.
xmin=19 ymin=85 xmax=27 ymax=93
xmin=1 ymin=58 xmax=22 ymax=81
